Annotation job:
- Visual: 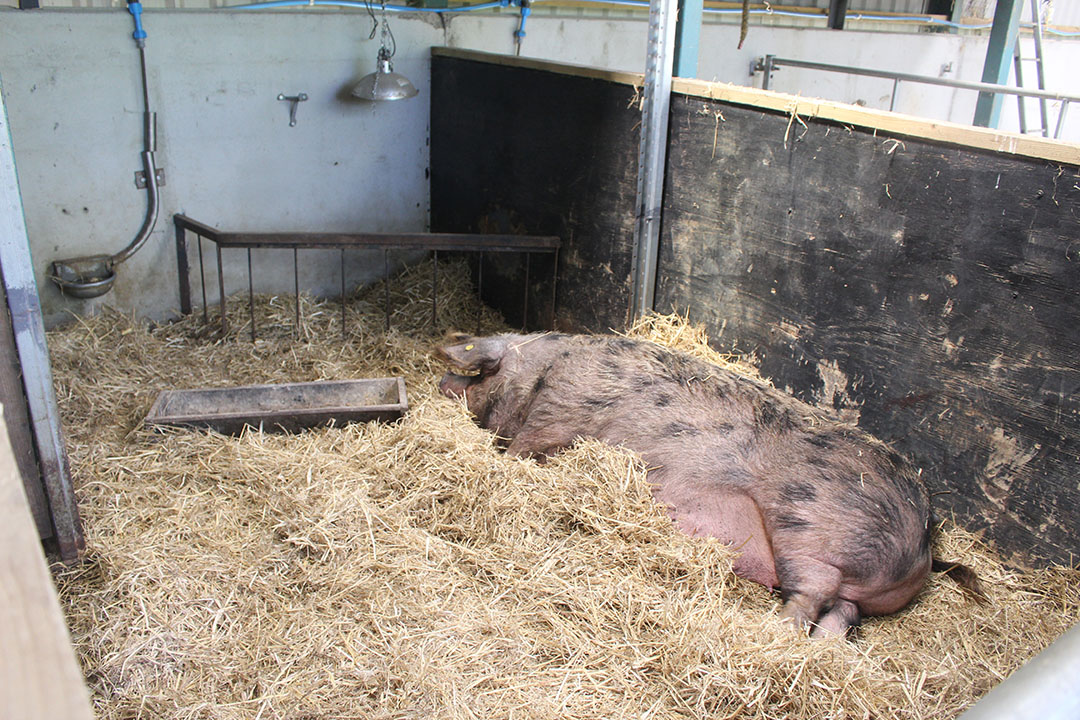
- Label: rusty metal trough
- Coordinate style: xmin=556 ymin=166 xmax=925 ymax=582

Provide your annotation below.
xmin=145 ymin=377 xmax=407 ymax=435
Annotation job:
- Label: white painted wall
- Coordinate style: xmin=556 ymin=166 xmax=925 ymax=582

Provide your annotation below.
xmin=1 ymin=7 xmax=1077 ymax=326
xmin=1 ymin=9 xmax=443 ymax=327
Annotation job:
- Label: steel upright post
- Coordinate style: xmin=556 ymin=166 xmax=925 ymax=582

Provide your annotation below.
xmin=630 ymin=0 xmax=677 ymax=321
xmin=974 ymin=0 xmax=1023 ymax=128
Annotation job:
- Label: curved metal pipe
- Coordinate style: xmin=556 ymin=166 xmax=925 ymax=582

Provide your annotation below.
xmin=111 ymin=147 xmax=159 ymax=266
xmin=110 ymin=44 xmax=159 ymax=267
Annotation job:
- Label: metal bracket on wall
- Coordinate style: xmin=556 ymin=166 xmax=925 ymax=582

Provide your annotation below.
xmin=277 ymin=93 xmax=309 ymax=127
xmin=750 ymin=54 xmax=778 ymax=89
xmin=135 ymin=167 xmax=166 ymax=189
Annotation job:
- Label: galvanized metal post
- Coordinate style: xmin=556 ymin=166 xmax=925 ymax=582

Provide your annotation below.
xmin=974 ymin=0 xmax=1023 ymax=128
xmin=0 ymin=75 xmax=84 ymax=561
xmin=760 ymin=54 xmax=776 ymax=91
xmin=630 ymin=0 xmax=677 ymax=322
xmin=1029 ymin=0 xmax=1049 ymax=137
xmin=673 ymin=0 xmax=702 ymax=79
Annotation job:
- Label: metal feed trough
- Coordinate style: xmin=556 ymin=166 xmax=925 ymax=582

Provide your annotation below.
xmin=173 ymin=214 xmax=561 ymax=340
xmin=145 ymin=377 xmax=408 ymax=434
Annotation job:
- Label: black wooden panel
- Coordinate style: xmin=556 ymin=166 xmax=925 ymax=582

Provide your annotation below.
xmin=657 ymin=92 xmax=1080 ymax=565
xmin=430 ymin=55 xmax=640 ymax=332
xmin=427 ymin=53 xmax=1080 ymax=566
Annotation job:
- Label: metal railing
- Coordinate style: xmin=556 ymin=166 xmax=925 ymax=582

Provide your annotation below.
xmin=174 ymin=214 xmax=561 ymax=341
xmin=750 ymin=54 xmax=1078 ymax=140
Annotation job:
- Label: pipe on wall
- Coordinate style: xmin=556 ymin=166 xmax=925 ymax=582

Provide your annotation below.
xmin=224 ymin=0 xmax=1080 ymax=36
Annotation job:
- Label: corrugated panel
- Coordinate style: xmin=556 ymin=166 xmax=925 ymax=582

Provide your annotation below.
xmin=792 ymin=0 xmax=930 ymax=10
xmin=851 ymin=0 xmax=929 ymax=12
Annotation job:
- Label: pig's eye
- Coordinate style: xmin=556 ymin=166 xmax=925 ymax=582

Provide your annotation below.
xmin=465 ymin=344 xmax=474 ymax=350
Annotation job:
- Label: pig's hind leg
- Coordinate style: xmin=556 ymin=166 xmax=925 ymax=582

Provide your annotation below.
xmin=671 ymin=491 xmax=779 ymax=589
xmin=775 ymin=555 xmax=850 ymax=635
xmin=810 ymin=598 xmax=861 ymax=637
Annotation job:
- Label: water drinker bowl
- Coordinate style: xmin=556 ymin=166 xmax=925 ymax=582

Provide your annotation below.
xmin=48 ymin=255 xmax=117 ymax=299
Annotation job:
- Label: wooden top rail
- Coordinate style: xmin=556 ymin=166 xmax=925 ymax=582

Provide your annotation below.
xmin=174 ymin=215 xmax=560 ymax=253
xmin=431 ymin=47 xmax=1080 ymax=166
xmin=215 ymin=232 xmax=561 ymax=252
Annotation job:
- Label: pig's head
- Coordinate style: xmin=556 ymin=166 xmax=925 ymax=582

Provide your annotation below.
xmin=434 ymin=333 xmax=512 ymax=412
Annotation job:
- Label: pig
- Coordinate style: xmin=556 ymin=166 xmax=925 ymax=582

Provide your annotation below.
xmin=436 ymin=331 xmax=983 ymax=637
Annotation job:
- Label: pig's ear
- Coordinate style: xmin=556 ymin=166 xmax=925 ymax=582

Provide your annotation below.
xmin=437 ymin=335 xmax=507 ymax=374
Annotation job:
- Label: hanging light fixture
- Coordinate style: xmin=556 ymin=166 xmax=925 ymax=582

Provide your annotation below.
xmin=351 ymin=0 xmax=418 ymax=102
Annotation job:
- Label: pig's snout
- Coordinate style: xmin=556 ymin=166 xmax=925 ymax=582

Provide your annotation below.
xmin=439 ymin=372 xmax=475 ymax=399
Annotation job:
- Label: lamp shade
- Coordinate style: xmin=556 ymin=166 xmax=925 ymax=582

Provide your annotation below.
xmin=351 ymin=58 xmax=419 ymax=102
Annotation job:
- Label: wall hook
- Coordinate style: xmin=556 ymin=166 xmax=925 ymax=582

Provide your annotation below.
xmin=277 ymin=93 xmax=309 ymax=127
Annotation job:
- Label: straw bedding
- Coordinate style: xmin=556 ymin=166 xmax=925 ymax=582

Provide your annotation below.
xmin=48 ymin=258 xmax=1080 ymax=720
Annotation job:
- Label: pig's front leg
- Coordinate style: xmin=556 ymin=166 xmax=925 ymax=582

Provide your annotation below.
xmin=505 ymin=420 xmax=581 ymax=461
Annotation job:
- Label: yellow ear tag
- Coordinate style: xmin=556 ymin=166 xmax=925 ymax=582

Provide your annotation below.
xmin=465 ymin=344 xmax=474 ymax=350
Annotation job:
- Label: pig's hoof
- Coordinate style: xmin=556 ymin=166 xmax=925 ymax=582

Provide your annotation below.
xmin=778 ymin=606 xmax=814 ymax=636
xmin=779 ymin=594 xmax=818 ymax=631
xmin=809 ymin=599 xmax=861 ymax=639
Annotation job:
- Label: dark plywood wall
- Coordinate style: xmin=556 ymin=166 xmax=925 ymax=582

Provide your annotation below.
xmin=430 ymin=54 xmax=639 ymax=332
xmin=657 ymin=93 xmax=1080 ymax=566
xmin=429 ymin=51 xmax=1080 ymax=567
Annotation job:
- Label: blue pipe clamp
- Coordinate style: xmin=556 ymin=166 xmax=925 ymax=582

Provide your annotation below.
xmin=514 ymin=0 xmax=531 ymax=44
xmin=127 ymin=0 xmax=148 ymax=47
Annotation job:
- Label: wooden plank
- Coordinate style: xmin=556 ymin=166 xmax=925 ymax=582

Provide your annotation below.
xmin=0 ymin=415 xmax=95 ymax=720
xmin=670 ymin=79 xmax=1080 ymax=165
xmin=432 ymin=48 xmax=1080 ymax=166
xmin=656 ymin=91 xmax=1080 ymax=564
xmin=430 ymin=53 xmax=640 ymax=332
